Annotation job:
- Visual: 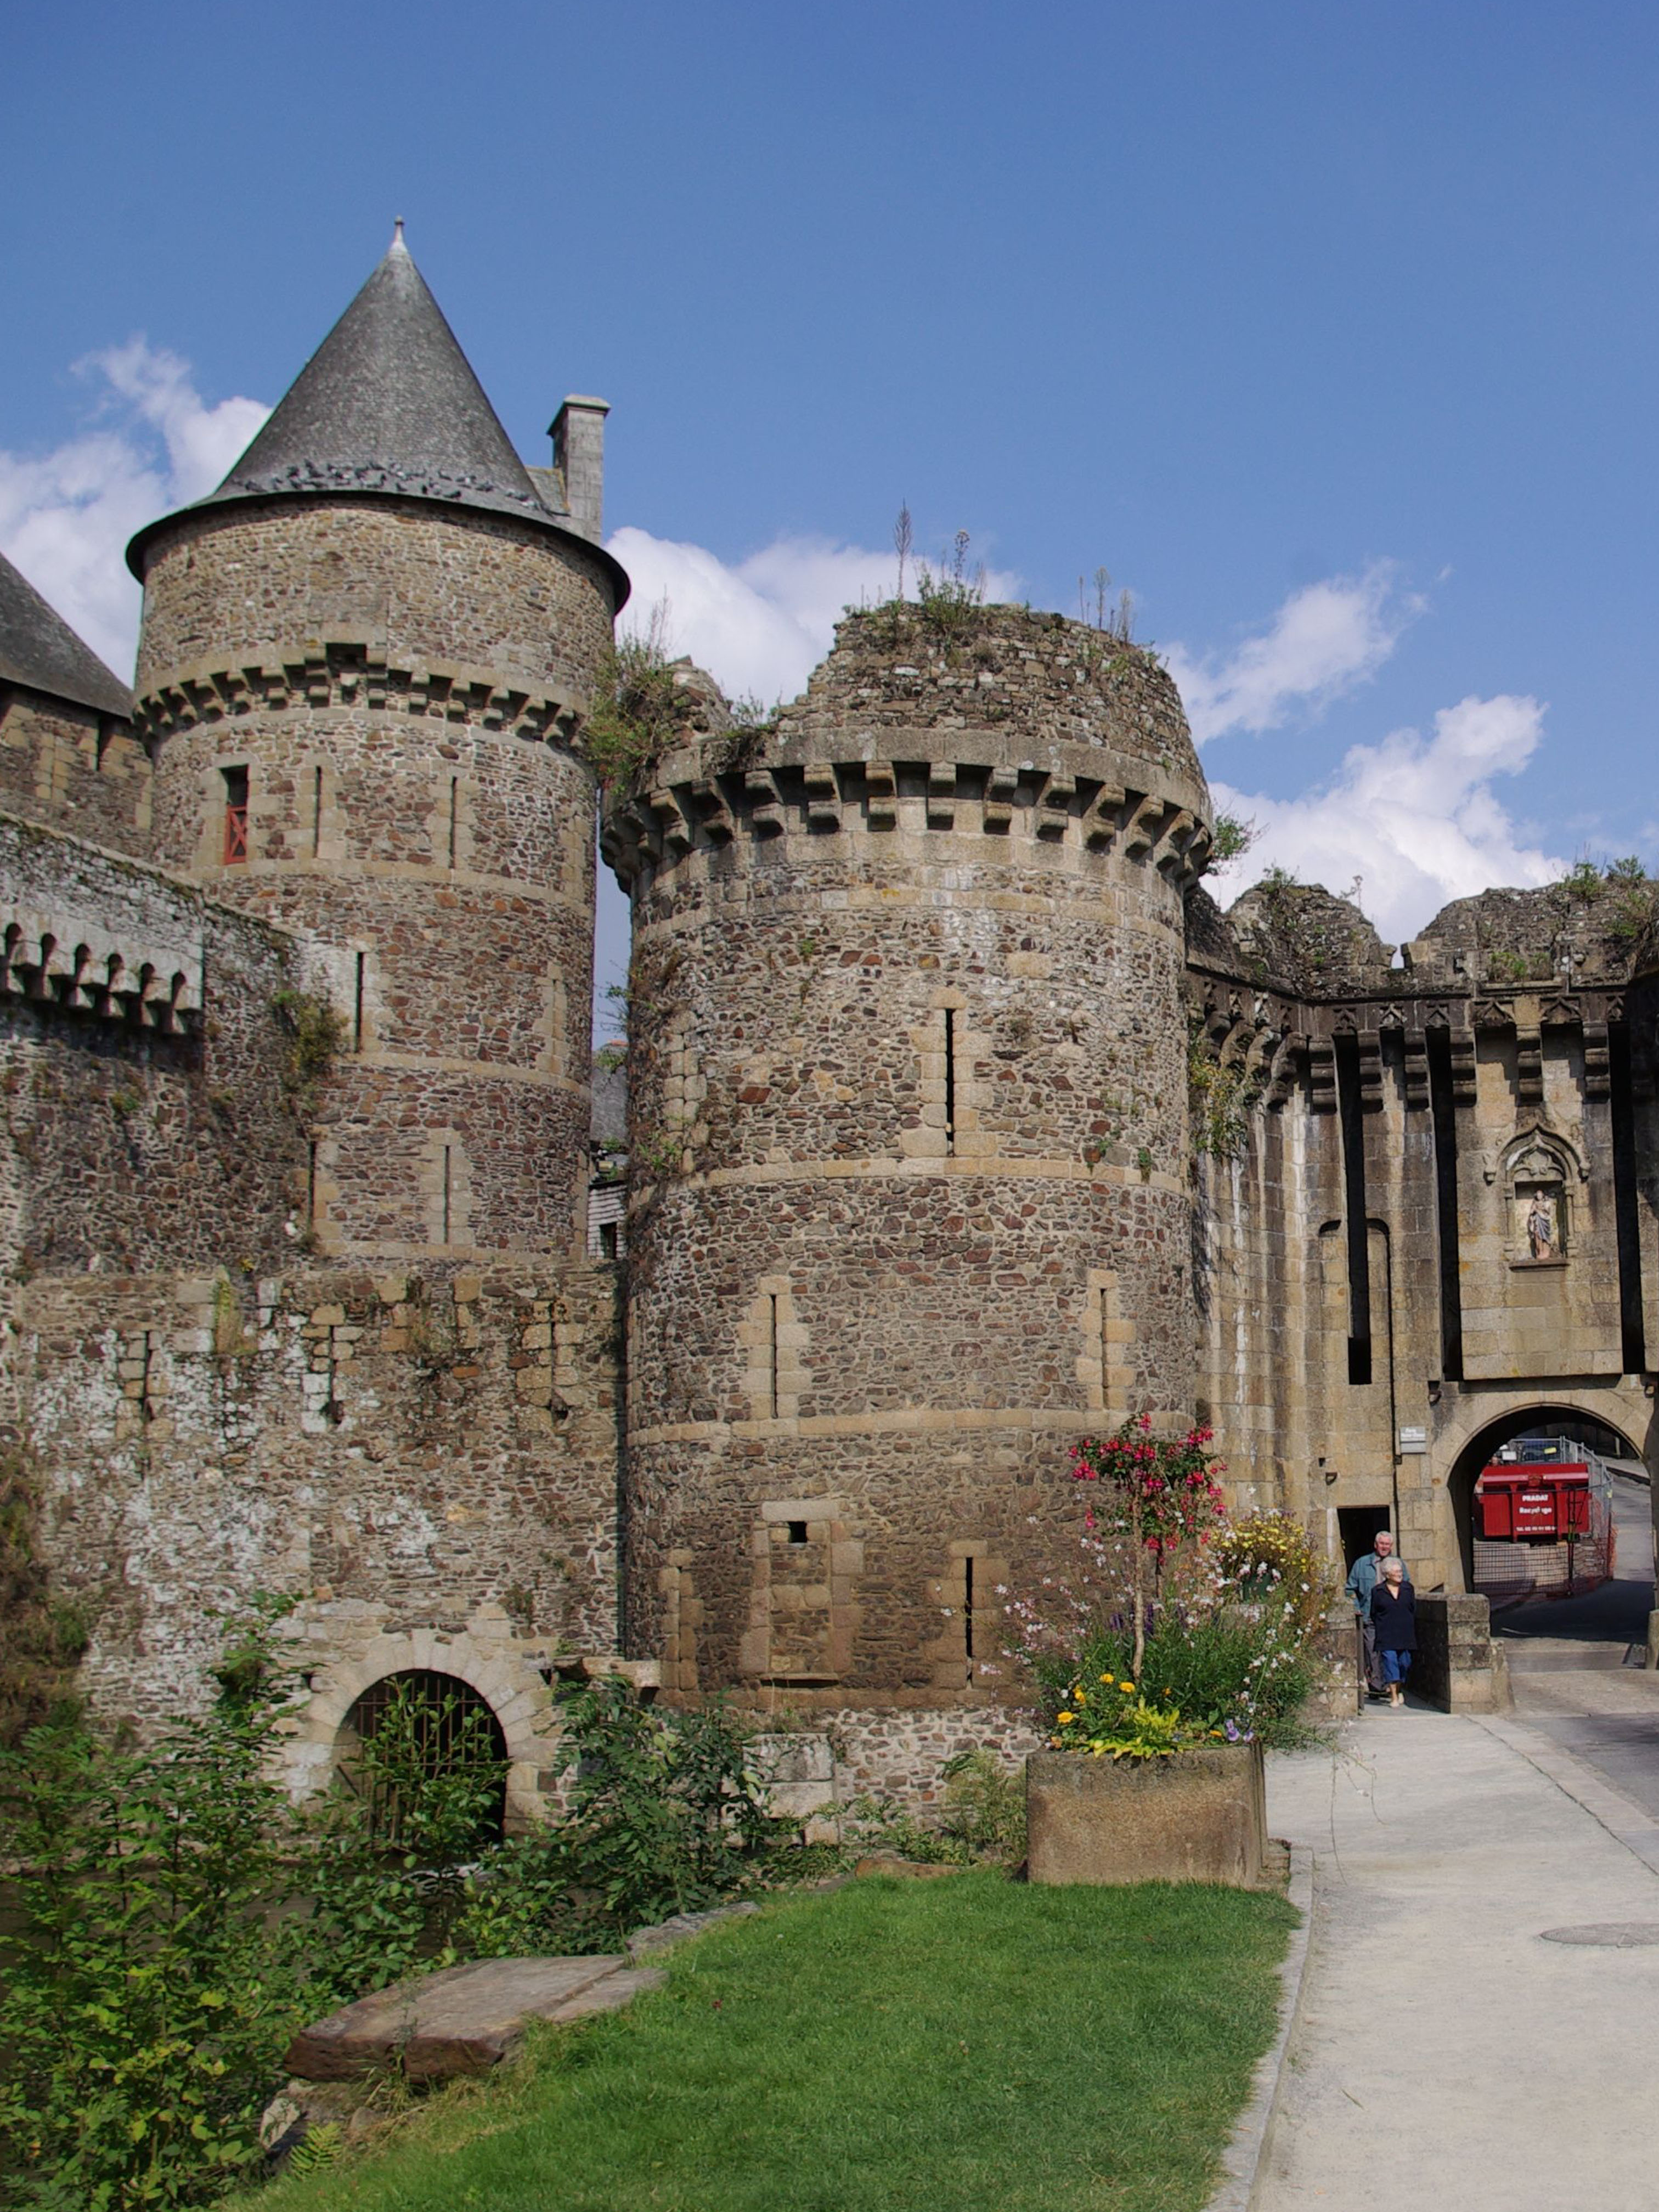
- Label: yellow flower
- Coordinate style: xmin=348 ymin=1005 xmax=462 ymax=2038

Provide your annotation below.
xmin=1120 ymin=1681 xmax=1135 ymax=1693
xmin=1099 ymin=1673 xmax=1114 ymax=1685
xmin=1057 ymin=1711 xmax=1075 ymax=1724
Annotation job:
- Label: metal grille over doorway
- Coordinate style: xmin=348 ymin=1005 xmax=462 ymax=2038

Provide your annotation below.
xmin=337 ymin=1668 xmax=508 ymax=1843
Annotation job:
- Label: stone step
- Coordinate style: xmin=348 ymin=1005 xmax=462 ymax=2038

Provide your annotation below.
xmin=1498 ymin=1641 xmax=1640 ymax=1673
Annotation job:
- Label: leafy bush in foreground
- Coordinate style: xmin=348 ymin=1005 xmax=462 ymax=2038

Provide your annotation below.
xmin=0 ymin=1647 xmax=305 ymax=2207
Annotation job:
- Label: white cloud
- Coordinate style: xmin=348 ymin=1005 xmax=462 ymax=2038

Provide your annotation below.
xmin=1211 ymin=693 xmax=1562 ymax=944
xmin=0 ymin=343 xmax=268 ymax=680
xmin=1166 ymin=563 xmax=1423 ymax=746
xmin=606 ymin=525 xmax=1019 ymax=707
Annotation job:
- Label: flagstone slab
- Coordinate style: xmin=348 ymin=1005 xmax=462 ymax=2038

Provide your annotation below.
xmin=286 ymin=1955 xmax=666 ymax=2084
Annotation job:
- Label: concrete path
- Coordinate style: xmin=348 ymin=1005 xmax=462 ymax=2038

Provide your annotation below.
xmin=1260 ymin=1701 xmax=1659 ymax=2210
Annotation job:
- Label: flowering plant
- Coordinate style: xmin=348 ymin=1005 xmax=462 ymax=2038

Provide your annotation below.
xmin=1211 ymin=1513 xmax=1330 ymax=1638
xmin=1001 ymin=1417 xmax=1330 ymax=1750
xmin=1048 ymin=1670 xmax=1228 ymax=1762
xmin=1070 ymin=1416 xmax=1227 ymax=1675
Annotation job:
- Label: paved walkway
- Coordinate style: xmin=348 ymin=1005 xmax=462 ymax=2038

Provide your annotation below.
xmin=1260 ymin=1697 xmax=1659 ymax=2211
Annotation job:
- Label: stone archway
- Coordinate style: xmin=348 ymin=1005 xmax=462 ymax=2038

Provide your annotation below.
xmin=278 ymin=1606 xmax=561 ymax=1831
xmin=1434 ymin=1389 xmax=1655 ymax=1593
xmin=338 ymin=1669 xmax=511 ymax=1841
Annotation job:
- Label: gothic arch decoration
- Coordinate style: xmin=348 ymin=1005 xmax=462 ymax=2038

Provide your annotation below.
xmin=1497 ymin=1125 xmax=1582 ymax=1266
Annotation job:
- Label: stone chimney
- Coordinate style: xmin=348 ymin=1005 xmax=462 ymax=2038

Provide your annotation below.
xmin=550 ymin=396 xmax=609 ymax=542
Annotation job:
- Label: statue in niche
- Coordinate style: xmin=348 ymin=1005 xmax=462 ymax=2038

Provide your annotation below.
xmin=1503 ymin=1130 xmax=1577 ymax=1265
xmin=1524 ymin=1188 xmax=1559 ymax=1261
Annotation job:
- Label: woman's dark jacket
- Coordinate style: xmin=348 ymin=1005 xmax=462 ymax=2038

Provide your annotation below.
xmin=1369 ymin=1582 xmax=1417 ymax=1652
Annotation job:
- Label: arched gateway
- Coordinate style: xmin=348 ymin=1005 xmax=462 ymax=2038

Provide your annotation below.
xmin=1428 ymin=1385 xmax=1657 ymax=1595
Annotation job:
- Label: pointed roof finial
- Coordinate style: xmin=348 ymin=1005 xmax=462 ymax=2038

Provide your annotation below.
xmin=391 ymin=216 xmax=407 ymax=252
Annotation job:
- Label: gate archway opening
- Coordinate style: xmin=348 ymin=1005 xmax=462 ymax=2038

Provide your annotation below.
xmin=335 ymin=1668 xmax=510 ymax=1847
xmin=1447 ymin=1406 xmax=1652 ymax=1639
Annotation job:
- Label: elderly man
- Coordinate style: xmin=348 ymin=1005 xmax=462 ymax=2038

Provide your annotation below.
xmin=1346 ymin=1530 xmax=1408 ymax=1699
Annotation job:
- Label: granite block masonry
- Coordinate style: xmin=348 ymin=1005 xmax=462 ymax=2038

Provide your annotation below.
xmin=4 ymin=221 xmax=1658 ymax=1822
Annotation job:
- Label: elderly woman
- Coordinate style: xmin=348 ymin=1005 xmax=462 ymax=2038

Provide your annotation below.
xmin=1369 ymin=1558 xmax=1417 ymax=1707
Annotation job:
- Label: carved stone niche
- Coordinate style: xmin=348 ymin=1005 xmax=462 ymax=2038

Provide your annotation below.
xmin=1500 ymin=1127 xmax=1579 ymax=1269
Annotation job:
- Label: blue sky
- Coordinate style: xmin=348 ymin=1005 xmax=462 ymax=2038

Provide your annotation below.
xmin=7 ymin=1 xmax=1659 ymax=1009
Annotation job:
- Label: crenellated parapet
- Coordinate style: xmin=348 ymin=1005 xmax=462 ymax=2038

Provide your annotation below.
xmin=604 ymin=607 xmax=1212 ymax=894
xmin=1 ymin=920 xmax=201 ymax=1034
xmin=603 ymin=737 xmax=1213 ymax=891
xmin=133 ymin=637 xmax=586 ymax=754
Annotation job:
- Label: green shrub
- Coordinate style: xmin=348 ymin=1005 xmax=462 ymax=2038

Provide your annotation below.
xmin=0 ymin=1617 xmax=306 ymax=2208
xmin=302 ymin=1676 xmax=509 ymax=2001
xmin=456 ymin=1680 xmax=778 ymax=1955
xmin=0 ymin=1642 xmax=800 ymax=2207
xmin=938 ymin=1750 xmax=1025 ymax=1861
xmin=839 ymin=1794 xmax=974 ymax=1866
xmin=0 ymin=1446 xmax=89 ymax=1747
xmin=582 ymin=611 xmax=685 ymax=792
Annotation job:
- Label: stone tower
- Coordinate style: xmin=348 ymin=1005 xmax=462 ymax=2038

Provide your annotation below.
xmin=127 ymin=228 xmax=628 ymax=1261
xmin=605 ymin=606 xmax=1213 ymax=1717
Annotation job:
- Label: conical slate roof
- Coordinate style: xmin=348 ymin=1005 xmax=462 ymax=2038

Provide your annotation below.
xmin=0 ymin=547 xmax=132 ymax=718
xmin=127 ymin=226 xmax=627 ymax=588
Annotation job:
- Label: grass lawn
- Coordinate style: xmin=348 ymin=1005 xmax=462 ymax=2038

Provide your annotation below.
xmin=239 ymin=1869 xmax=1296 ymax=2212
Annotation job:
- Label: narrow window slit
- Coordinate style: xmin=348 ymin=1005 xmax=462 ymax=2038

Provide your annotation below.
xmin=306 ymin=1140 xmax=318 ymax=1227
xmin=1610 ymin=1025 xmax=1646 ymax=1374
xmin=1425 ymin=1029 xmax=1464 ymax=1381
xmin=448 ymin=777 xmax=459 ymax=870
xmin=221 ymin=765 xmax=249 ymax=865
xmin=963 ymin=1555 xmax=975 ymax=1662
xmin=442 ymin=1144 xmax=453 ymax=1246
xmin=312 ymin=765 xmax=323 ymax=856
xmin=768 ymin=1292 xmax=780 ymax=1420
xmin=353 ymin=952 xmax=365 ymax=1053
xmin=944 ymin=1007 xmax=956 ymax=1153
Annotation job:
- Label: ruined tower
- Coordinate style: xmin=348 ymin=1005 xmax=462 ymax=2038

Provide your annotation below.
xmin=127 ymin=228 xmax=628 ymax=1260
xmin=605 ymin=606 xmax=1214 ymax=1726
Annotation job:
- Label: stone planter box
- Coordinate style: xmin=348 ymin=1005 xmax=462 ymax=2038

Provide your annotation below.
xmin=1026 ymin=1741 xmax=1267 ymax=1888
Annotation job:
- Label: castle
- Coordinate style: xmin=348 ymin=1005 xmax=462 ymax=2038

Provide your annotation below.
xmin=3 ymin=231 xmax=1654 ymax=1812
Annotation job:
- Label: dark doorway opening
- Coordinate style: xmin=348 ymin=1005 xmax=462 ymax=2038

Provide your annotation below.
xmin=1338 ymin=1505 xmax=1393 ymax=1571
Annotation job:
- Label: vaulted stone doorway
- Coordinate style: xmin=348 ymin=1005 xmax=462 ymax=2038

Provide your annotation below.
xmin=1445 ymin=1405 xmax=1654 ymax=1653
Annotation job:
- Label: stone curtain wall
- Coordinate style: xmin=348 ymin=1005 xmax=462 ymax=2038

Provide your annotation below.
xmin=1190 ymin=881 xmax=1659 ymax=1593
xmin=609 ymin=607 xmax=1214 ymax=1706
xmin=134 ymin=498 xmax=617 ymax=1262
xmin=0 ymin=687 xmax=151 ymax=858
xmin=22 ymin=1259 xmax=623 ymax=1731
xmin=0 ymin=811 xmax=306 ymax=1316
